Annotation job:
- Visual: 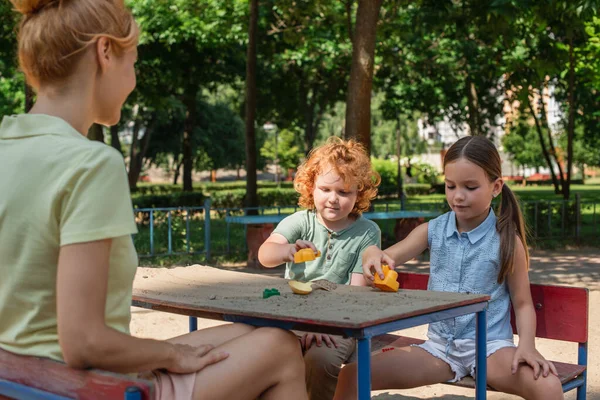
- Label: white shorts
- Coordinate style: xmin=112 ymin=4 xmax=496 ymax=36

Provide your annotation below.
xmin=415 ymin=335 xmax=515 ymax=382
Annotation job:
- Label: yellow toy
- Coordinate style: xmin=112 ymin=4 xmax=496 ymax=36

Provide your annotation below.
xmin=373 ymin=264 xmax=399 ymax=292
xmin=288 ymin=280 xmax=314 ymax=295
xmin=294 ymin=248 xmax=321 ymax=263
xmin=288 ymin=279 xmax=338 ymax=295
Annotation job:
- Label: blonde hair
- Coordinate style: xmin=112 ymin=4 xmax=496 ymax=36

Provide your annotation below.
xmin=444 ymin=136 xmax=530 ymax=283
xmin=10 ymin=0 xmax=139 ymax=89
xmin=294 ymin=136 xmax=381 ymax=218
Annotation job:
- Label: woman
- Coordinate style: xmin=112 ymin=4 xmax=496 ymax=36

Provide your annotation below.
xmin=0 ymin=1 xmax=307 ymax=399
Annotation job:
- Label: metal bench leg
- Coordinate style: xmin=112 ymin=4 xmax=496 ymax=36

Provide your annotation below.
xmin=475 ymin=309 xmax=487 ymax=400
xmin=577 ymin=342 xmax=588 ymax=400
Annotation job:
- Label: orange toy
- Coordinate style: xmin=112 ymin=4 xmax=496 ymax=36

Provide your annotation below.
xmin=294 ymin=248 xmax=321 ymax=263
xmin=373 ymin=264 xmax=399 ymax=292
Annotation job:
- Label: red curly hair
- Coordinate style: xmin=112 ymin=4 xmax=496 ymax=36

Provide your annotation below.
xmin=294 ymin=136 xmax=381 ymax=218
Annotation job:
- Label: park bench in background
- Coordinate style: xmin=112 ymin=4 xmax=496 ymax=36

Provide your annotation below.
xmin=371 ymin=271 xmax=589 ymax=399
xmin=0 ymin=348 xmax=154 ymax=400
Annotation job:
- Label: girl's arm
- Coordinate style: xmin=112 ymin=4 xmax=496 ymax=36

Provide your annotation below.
xmin=362 ymin=222 xmax=429 ymax=283
xmin=258 ymin=233 xmax=316 ymax=268
xmin=507 ymin=236 xmax=558 ymax=379
xmin=57 ymin=239 xmax=228 ymax=374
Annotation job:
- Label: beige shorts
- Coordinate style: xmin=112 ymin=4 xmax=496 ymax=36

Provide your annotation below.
xmin=151 ymin=370 xmax=196 ymax=400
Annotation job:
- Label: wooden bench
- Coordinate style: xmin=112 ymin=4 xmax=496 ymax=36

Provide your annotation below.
xmin=371 ymin=271 xmax=588 ymax=399
xmin=0 ymin=348 xmax=154 ymax=399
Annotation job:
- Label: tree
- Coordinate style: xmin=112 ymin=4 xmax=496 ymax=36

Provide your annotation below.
xmin=245 ymin=0 xmax=259 ymax=211
xmin=256 ymin=0 xmax=352 ymax=153
xmin=344 ymin=0 xmax=384 ymax=153
xmin=131 ymin=0 xmax=247 ymax=191
xmin=0 ymin=2 xmax=24 ymax=115
xmin=260 ymin=128 xmax=302 ymax=181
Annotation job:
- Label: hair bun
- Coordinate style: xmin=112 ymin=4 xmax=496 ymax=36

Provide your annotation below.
xmin=11 ymin=0 xmax=58 ymax=16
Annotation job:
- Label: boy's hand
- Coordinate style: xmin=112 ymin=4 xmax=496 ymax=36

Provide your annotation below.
xmin=301 ymin=333 xmax=337 ymax=350
xmin=282 ymin=240 xmax=317 ymax=263
xmin=362 ymin=245 xmax=395 ymax=284
xmin=511 ymin=344 xmax=558 ymax=379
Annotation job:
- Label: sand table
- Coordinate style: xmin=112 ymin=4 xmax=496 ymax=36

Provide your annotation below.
xmin=133 ymin=265 xmax=488 ymax=330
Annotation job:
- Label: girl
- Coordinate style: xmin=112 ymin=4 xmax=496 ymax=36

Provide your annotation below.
xmin=258 ymin=137 xmax=382 ymax=400
xmin=334 ymin=136 xmax=563 ymax=400
xmin=0 ymin=1 xmax=307 ymax=399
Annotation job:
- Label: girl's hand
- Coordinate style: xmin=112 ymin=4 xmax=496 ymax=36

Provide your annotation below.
xmin=511 ymin=345 xmax=558 ymax=379
xmin=167 ymin=343 xmax=229 ymax=374
xmin=301 ymin=333 xmax=337 ymax=350
xmin=362 ymin=245 xmax=395 ymax=284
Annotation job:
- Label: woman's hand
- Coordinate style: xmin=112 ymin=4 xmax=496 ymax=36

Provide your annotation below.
xmin=362 ymin=245 xmax=395 ymax=284
xmin=301 ymin=333 xmax=337 ymax=350
xmin=511 ymin=344 xmax=558 ymax=379
xmin=167 ymin=343 xmax=229 ymax=374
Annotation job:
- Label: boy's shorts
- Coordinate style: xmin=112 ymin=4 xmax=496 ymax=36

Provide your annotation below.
xmin=414 ymin=335 xmax=515 ymax=382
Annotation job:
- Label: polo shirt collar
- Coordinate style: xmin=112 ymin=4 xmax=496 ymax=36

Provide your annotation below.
xmin=446 ymin=208 xmax=496 ymax=244
xmin=0 ymin=114 xmax=86 ymax=140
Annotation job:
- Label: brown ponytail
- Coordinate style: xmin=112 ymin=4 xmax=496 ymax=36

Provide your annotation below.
xmin=496 ymin=184 xmax=529 ymax=283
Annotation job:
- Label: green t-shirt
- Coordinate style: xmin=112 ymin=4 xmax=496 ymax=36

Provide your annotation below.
xmin=273 ymin=210 xmax=381 ymax=284
xmin=0 ymin=114 xmax=138 ymax=361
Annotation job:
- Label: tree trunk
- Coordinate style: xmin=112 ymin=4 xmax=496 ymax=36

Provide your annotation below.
xmin=564 ymin=35 xmax=576 ymax=200
xmin=396 ymin=116 xmax=404 ymax=209
xmin=344 ymin=0 xmax=383 ymax=154
xmin=182 ymin=86 xmax=197 ymax=192
xmin=110 ymin=125 xmax=122 ymax=153
xmin=129 ymin=117 xmax=155 ymax=187
xmin=244 ymin=0 xmax=259 ymax=214
xmin=127 ymin=119 xmax=142 ymax=190
xmin=87 ymin=123 xmax=104 ymax=142
xmin=173 ymin=156 xmax=183 ymax=185
xmin=465 ymin=76 xmax=481 ymax=136
xmin=25 ymin=83 xmax=34 ymax=112
xmin=539 ymin=86 xmax=565 ymax=194
xmin=527 ymin=98 xmax=561 ymax=194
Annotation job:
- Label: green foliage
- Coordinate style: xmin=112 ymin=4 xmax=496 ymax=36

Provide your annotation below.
xmin=260 ymin=128 xmax=303 ymax=171
xmin=502 ymin=114 xmax=547 ymax=169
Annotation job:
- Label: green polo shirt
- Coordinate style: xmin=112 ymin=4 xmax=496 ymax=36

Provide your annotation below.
xmin=273 ymin=210 xmax=381 ymax=284
xmin=0 ymin=114 xmax=138 ymax=361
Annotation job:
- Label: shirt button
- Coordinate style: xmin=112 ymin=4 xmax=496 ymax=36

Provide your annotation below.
xmin=327 ymin=255 xmax=332 ymax=260
xmin=329 ymin=245 xmax=333 ymax=249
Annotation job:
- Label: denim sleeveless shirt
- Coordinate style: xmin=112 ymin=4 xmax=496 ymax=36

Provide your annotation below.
xmin=427 ymin=210 xmax=513 ymax=345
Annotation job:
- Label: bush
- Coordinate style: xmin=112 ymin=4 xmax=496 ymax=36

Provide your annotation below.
xmin=132 ymin=191 xmax=206 ymax=209
xmin=209 ymin=188 xmax=299 ymax=210
xmin=412 ymin=162 xmax=441 ymax=185
xmin=371 ymin=158 xmax=434 ymax=196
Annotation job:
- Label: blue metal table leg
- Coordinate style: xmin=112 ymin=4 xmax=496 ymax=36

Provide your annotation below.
xmin=357 ymin=337 xmax=372 ymax=399
xmin=475 ymin=309 xmax=487 ymax=399
xmin=125 ymin=386 xmax=142 ymax=400
xmin=189 ymin=316 xmax=198 ymax=332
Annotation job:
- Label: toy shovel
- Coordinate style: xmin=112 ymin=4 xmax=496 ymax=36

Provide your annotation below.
xmin=294 ymin=248 xmax=321 ymax=263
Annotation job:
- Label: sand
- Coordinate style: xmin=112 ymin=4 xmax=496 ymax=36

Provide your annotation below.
xmin=131 ymin=249 xmax=600 ymax=399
